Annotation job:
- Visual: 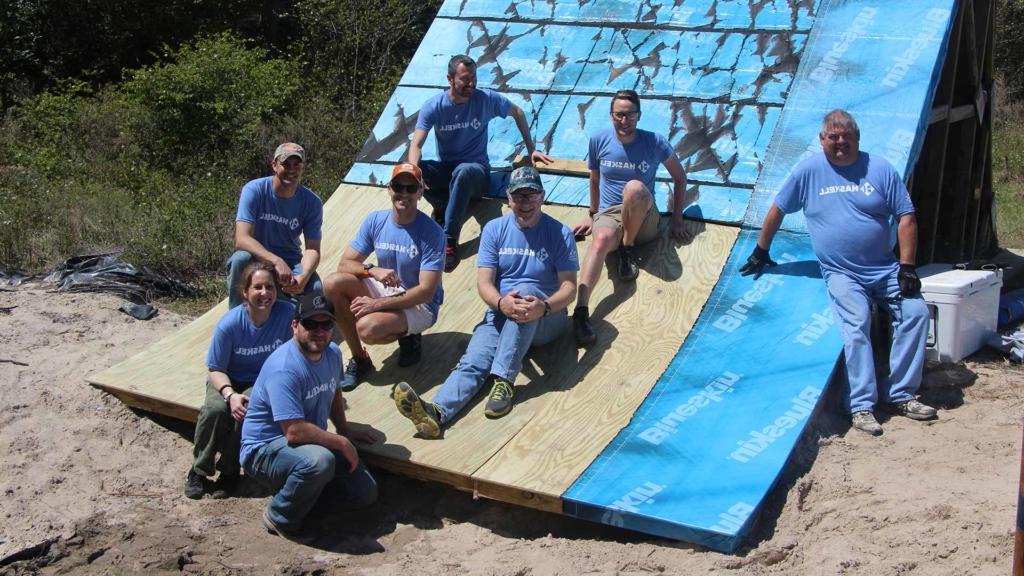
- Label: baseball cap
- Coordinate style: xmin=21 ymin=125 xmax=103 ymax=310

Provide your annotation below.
xmin=274 ymin=143 xmax=305 ymax=163
xmin=390 ymin=163 xmax=425 ymax=187
xmin=508 ymin=166 xmax=543 ymax=194
xmin=294 ymin=293 xmax=335 ymax=321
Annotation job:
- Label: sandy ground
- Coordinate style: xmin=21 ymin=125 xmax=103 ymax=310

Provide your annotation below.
xmin=0 ymin=284 xmax=1020 ymax=575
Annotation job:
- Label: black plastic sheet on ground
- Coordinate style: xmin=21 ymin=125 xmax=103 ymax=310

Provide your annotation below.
xmin=44 ymin=252 xmax=195 ymax=303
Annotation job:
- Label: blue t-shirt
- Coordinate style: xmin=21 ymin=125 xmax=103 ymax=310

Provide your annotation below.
xmin=205 ymin=300 xmax=295 ymax=384
xmin=351 ymin=210 xmax=446 ymax=319
xmin=477 ymin=213 xmax=579 ymax=297
xmin=774 ymin=152 xmax=915 ymax=284
xmin=239 ymin=341 xmax=342 ymax=468
xmin=588 ymin=127 xmax=673 ymax=210
xmin=235 ymin=176 xmax=323 ymax=267
xmin=416 ymin=89 xmax=512 ymax=165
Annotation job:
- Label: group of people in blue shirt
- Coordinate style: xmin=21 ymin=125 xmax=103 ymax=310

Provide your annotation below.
xmin=182 ymin=54 xmax=936 ymax=542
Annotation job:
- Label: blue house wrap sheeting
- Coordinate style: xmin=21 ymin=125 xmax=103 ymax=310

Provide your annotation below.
xmin=343 ymin=0 xmax=955 ymax=552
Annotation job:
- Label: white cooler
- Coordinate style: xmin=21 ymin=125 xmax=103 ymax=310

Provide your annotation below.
xmin=917 ymin=264 xmax=1002 ymax=363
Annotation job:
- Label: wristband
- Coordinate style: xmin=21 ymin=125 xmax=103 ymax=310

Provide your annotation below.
xmin=215 ymin=384 xmax=233 ymax=395
xmin=497 ymin=295 xmax=504 ymax=312
xmin=542 ymin=301 xmax=551 ymax=317
xmin=588 ymin=209 xmax=597 ymax=217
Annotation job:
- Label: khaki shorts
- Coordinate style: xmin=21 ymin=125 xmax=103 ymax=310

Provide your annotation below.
xmin=592 ymin=202 xmax=661 ymax=246
xmin=362 ymin=278 xmax=436 ymax=335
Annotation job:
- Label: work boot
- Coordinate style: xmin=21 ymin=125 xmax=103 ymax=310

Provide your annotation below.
xmin=887 ymin=399 xmax=937 ymax=421
xmin=851 ymin=411 xmax=882 ymax=436
xmin=341 ymin=350 xmax=375 ymax=392
xmin=393 ymin=381 xmax=442 ymax=439
xmin=618 ymin=245 xmax=639 ymax=281
xmin=262 ymin=508 xmax=315 ymax=545
xmin=484 ymin=377 xmax=514 ymax=418
xmin=444 ymin=240 xmax=460 ymax=273
xmin=210 ymin=473 xmax=239 ymax=499
xmin=573 ymin=306 xmax=597 ymax=346
xmin=397 ymin=333 xmax=422 ymax=367
xmin=184 ymin=470 xmax=206 ymax=500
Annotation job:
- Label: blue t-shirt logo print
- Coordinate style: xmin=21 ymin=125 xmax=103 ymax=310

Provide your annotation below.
xmin=408 ymin=243 xmax=420 ymax=258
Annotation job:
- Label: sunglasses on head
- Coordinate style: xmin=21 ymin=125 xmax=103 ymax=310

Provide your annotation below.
xmin=300 ymin=318 xmax=334 ymax=332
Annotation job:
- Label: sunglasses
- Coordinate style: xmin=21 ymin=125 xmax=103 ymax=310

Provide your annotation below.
xmin=509 ymin=192 xmax=542 ymax=203
xmin=390 ymin=182 xmax=421 ymax=194
xmin=612 ymin=111 xmax=639 ymax=120
xmin=300 ymin=318 xmax=334 ymax=332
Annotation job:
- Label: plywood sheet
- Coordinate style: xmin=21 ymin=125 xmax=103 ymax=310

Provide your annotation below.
xmin=88 ymin=183 xmax=735 ymax=507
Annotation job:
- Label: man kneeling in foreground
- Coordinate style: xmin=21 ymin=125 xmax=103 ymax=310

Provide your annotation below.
xmin=240 ymin=294 xmax=378 ymax=542
xmin=392 ymin=166 xmax=578 ymax=438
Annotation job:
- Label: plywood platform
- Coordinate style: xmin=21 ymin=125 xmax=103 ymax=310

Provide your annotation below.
xmin=89 ymin=182 xmax=736 ymax=511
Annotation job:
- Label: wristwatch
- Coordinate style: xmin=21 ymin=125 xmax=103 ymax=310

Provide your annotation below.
xmin=362 ymin=262 xmax=374 ymax=278
xmin=542 ymin=301 xmax=551 ymax=317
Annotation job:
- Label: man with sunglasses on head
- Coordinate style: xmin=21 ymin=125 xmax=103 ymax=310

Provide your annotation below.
xmin=240 ymin=294 xmax=378 ymax=543
xmin=227 ymin=142 xmax=324 ymax=309
xmin=392 ymin=166 xmax=578 ymax=438
xmin=739 ymin=109 xmax=935 ymax=437
xmin=408 ymin=54 xmax=552 ymax=273
xmin=571 ymin=90 xmax=693 ymax=347
xmin=323 ymin=163 xmax=445 ymax=391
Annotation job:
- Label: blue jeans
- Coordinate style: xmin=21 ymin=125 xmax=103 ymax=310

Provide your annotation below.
xmin=431 ymin=285 xmax=567 ymax=423
xmin=226 ymin=250 xmax=322 ymax=309
xmin=243 ymin=436 xmax=377 ymax=533
xmin=823 ymin=269 xmax=929 ymax=414
xmin=420 ymin=160 xmax=489 ymax=243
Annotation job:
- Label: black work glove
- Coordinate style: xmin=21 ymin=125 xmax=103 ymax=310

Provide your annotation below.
xmin=898 ymin=264 xmax=921 ymax=297
xmin=739 ymin=245 xmax=777 ymax=279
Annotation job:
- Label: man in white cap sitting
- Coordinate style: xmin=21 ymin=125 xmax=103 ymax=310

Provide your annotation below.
xmin=227 ymin=142 xmax=324 ymax=308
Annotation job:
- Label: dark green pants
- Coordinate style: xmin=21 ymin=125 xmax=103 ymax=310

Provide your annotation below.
xmin=191 ymin=380 xmax=253 ymax=478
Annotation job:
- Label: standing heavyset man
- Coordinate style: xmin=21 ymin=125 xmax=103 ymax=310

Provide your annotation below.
xmin=392 ymin=166 xmax=578 ymax=438
xmin=227 ymin=142 xmax=323 ymax=309
xmin=571 ymin=90 xmax=693 ymax=346
xmin=740 ymin=109 xmax=936 ymax=436
xmin=323 ymin=163 xmax=446 ymax=391
xmin=408 ymin=54 xmax=552 ymax=272
xmin=240 ymin=294 xmax=377 ymax=542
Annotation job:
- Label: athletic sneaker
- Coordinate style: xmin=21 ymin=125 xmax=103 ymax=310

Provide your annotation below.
xmin=210 ymin=473 xmax=239 ymax=499
xmin=618 ymin=245 xmax=639 ymax=281
xmin=184 ymin=470 xmax=205 ymax=500
xmin=888 ymin=399 xmax=937 ymax=421
xmin=397 ymin=333 xmax=422 ymax=367
xmin=262 ymin=509 xmax=315 ymax=544
xmin=341 ymin=351 xmax=375 ymax=392
xmin=444 ymin=241 xmax=460 ymax=273
xmin=573 ymin=306 xmax=596 ymax=346
xmin=484 ymin=377 xmax=514 ymax=418
xmin=392 ymin=381 xmax=442 ymax=439
xmin=851 ymin=410 xmax=882 ymax=436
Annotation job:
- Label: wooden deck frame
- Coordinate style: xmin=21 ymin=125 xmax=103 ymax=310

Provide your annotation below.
xmin=913 ymin=0 xmax=996 ymax=264
xmin=88 ymin=183 xmax=738 ymax=512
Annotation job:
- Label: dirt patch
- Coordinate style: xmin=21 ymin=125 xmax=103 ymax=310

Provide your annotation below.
xmin=0 ymin=286 xmax=1019 ymax=575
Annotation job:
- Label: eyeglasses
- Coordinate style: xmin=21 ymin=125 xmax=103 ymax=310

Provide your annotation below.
xmin=300 ymin=318 xmax=334 ymax=332
xmin=509 ymin=192 xmax=542 ymax=204
xmin=823 ymin=132 xmax=855 ymax=142
xmin=390 ymin=182 xmax=420 ymax=194
xmin=612 ymin=111 xmax=639 ymax=120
